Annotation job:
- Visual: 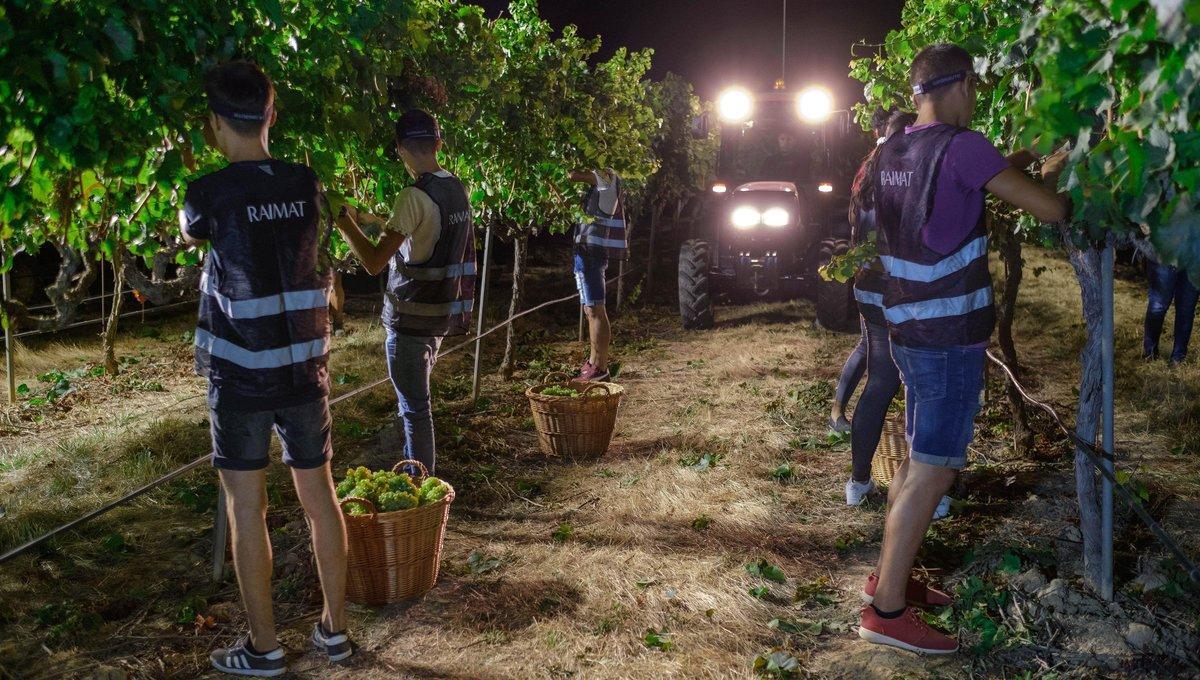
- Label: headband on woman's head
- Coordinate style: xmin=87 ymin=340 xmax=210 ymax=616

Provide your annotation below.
xmin=912 ymin=70 xmax=973 ymax=95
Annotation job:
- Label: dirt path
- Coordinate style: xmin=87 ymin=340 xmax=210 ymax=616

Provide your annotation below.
xmin=2 ymin=251 xmax=1198 ymax=678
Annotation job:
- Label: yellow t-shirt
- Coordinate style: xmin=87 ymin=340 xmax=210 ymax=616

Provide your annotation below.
xmin=385 ymin=171 xmax=450 ymax=264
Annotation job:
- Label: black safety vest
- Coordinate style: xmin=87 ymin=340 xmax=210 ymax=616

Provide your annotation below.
xmin=384 ymin=172 xmax=476 ymax=337
xmin=575 ymin=172 xmax=627 ymax=259
xmin=186 ymin=160 xmax=331 ymax=411
xmin=873 ymin=125 xmax=995 ymax=347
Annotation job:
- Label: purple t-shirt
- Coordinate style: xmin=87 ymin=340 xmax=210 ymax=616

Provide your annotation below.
xmin=906 ymin=123 xmax=1009 ymax=255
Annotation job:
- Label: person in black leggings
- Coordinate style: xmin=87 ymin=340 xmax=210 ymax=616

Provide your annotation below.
xmin=830 ymin=337 xmax=866 ymax=433
xmin=829 ymin=108 xmax=903 ymax=435
xmin=843 ymin=111 xmax=913 ymax=506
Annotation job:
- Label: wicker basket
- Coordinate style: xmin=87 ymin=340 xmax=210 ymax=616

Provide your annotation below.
xmin=870 ymin=416 xmax=908 ymax=487
xmin=525 ymin=374 xmax=624 ymax=458
xmin=339 ymin=460 xmax=454 ymax=605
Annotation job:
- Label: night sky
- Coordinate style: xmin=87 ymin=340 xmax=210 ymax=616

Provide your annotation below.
xmin=470 ymin=0 xmax=905 ymax=108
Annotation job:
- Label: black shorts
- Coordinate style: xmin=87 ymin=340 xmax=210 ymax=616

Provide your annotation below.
xmin=209 ymin=397 xmax=332 ymax=471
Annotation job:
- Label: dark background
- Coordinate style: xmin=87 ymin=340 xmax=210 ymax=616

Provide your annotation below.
xmin=470 ymin=0 xmax=905 ymax=108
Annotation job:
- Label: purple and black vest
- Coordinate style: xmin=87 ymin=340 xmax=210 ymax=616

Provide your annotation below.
xmin=873 ymin=125 xmax=995 ymax=347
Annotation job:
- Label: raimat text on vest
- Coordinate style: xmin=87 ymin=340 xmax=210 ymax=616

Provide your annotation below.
xmin=247 ymin=200 xmax=307 ymax=222
xmin=879 ymin=170 xmax=915 ymax=188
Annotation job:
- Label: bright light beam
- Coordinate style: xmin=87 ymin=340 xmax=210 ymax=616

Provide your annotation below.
xmin=797 ymin=87 xmax=833 ymax=123
xmin=718 ymin=88 xmax=754 ymax=123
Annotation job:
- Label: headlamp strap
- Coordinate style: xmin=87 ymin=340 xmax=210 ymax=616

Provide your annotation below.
xmin=912 ymin=70 xmax=972 ymax=95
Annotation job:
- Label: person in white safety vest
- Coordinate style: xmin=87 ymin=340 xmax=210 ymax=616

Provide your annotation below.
xmin=570 ymin=168 xmax=626 ymax=382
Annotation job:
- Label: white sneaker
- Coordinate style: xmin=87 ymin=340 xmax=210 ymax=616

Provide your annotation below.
xmin=931 ymin=495 xmax=952 ymax=521
xmin=845 ymin=477 xmax=877 ymax=506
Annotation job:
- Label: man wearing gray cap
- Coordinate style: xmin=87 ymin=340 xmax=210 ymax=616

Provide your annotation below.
xmin=334 ymin=109 xmax=476 ymax=476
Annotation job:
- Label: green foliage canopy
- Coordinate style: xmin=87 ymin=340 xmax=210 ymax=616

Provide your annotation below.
xmin=0 ymin=0 xmax=662 ymax=280
xmin=850 ymin=0 xmax=1200 ymax=277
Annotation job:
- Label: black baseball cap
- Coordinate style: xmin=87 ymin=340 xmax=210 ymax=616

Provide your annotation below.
xmin=396 ymin=109 xmax=441 ymax=141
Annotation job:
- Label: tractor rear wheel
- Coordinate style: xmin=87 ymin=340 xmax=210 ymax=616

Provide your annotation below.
xmin=815 ymin=238 xmax=857 ymax=333
xmin=678 ymin=239 xmax=714 ymax=330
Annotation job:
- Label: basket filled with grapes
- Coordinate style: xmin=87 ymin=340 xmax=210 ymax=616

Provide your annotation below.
xmin=525 ymin=373 xmax=624 ymax=458
xmin=335 ymin=460 xmax=454 ymax=604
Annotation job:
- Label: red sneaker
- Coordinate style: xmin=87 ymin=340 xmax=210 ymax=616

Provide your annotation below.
xmin=858 ymin=605 xmax=958 ymax=654
xmin=572 ymin=361 xmax=610 ymax=383
xmin=861 ymin=572 xmax=953 ymax=608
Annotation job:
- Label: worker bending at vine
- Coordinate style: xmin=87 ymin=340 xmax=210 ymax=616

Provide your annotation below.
xmin=334 ymin=109 xmax=476 ymax=476
xmin=570 ymin=168 xmax=626 ymax=382
xmin=858 ymin=43 xmax=1070 ymax=654
xmin=180 ymin=61 xmax=352 ymax=676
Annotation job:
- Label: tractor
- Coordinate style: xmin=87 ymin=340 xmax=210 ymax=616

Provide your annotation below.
xmin=678 ymin=84 xmax=867 ymax=332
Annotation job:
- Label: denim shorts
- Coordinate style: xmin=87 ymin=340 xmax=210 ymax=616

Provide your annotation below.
xmin=210 ymin=397 xmax=333 ymax=471
xmin=891 ymin=343 xmax=985 ymax=470
xmin=574 ymin=250 xmax=608 ymax=307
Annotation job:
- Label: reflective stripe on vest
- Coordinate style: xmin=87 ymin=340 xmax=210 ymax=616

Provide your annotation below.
xmin=388 ymin=298 xmax=475 ymax=316
xmin=854 ymin=288 xmax=885 ymax=309
xmin=394 ymin=260 xmax=477 ymax=282
xmin=195 ymin=328 xmax=329 ymax=369
xmin=883 ymin=287 xmax=993 ymax=324
xmin=585 ymin=235 xmax=627 ymax=250
xmin=879 ymin=235 xmax=987 ymax=283
xmin=591 ymin=215 xmax=625 ymax=228
xmin=200 ymin=273 xmax=328 ymax=320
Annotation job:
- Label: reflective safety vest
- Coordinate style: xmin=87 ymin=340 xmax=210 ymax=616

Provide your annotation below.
xmin=873 ymin=125 xmax=995 ymax=347
xmin=384 ymin=171 xmax=476 ymax=337
xmin=850 ymin=152 xmax=886 ymax=328
xmin=190 ymin=160 xmax=331 ymax=409
xmin=575 ymin=171 xmax=627 ymax=259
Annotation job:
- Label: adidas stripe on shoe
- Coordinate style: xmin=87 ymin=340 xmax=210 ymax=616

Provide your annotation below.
xmin=210 ymin=636 xmax=287 ymax=677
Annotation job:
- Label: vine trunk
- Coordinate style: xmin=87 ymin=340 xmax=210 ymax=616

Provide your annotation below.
xmin=500 ymin=235 xmax=527 ymax=379
xmin=1064 ymin=230 xmax=1105 ymax=592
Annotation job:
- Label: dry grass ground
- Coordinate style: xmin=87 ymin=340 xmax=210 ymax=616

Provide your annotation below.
xmin=1 ymin=247 xmax=1198 ymax=679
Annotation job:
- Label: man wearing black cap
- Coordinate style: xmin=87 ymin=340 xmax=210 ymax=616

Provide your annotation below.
xmin=334 ymin=109 xmax=476 ymax=477
xmin=181 ymin=61 xmax=352 ymax=677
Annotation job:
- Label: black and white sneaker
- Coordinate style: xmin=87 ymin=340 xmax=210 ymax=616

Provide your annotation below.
xmin=210 ymin=635 xmax=287 ymax=677
xmin=312 ymin=622 xmax=355 ymax=662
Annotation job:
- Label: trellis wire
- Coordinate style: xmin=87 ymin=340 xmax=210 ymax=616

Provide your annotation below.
xmin=0 ymin=266 xmax=638 ymax=568
xmin=1 ymin=299 xmax=198 ymax=344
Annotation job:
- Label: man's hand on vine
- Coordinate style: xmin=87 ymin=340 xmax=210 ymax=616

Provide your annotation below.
xmin=1040 ymin=150 xmax=1069 ymax=188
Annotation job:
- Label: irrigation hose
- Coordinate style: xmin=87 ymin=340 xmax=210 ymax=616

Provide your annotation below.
xmin=986 ymin=350 xmax=1199 ymax=583
xmin=0 ymin=266 xmax=640 ymax=566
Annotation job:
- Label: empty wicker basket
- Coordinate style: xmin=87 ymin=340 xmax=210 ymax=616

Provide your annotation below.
xmin=339 ymin=460 xmax=454 ymax=605
xmin=871 ymin=415 xmax=908 ymax=487
xmin=526 ymin=375 xmax=624 ymax=458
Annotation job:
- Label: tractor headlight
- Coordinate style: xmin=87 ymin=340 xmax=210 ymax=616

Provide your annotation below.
xmin=762 ymin=207 xmax=790 ymax=227
xmin=797 ymin=86 xmax=833 ymax=123
xmin=731 ymin=206 xmax=761 ymax=229
xmin=718 ymin=88 xmax=754 ymax=123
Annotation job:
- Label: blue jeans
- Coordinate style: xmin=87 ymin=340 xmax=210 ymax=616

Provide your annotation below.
xmin=1144 ymin=260 xmax=1198 ymax=363
xmin=850 ymin=319 xmax=901 ymax=482
xmin=385 ymin=329 xmax=443 ymax=475
xmin=834 ymin=329 xmax=867 ymax=412
xmin=891 ymin=343 xmax=985 ymax=470
xmin=573 ymin=250 xmax=608 ymax=307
